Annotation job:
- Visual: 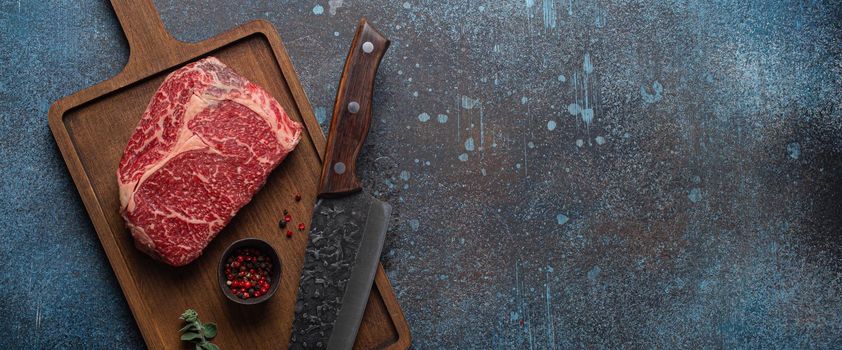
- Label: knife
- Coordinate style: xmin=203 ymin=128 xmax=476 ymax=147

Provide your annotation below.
xmin=289 ymin=19 xmax=390 ymax=350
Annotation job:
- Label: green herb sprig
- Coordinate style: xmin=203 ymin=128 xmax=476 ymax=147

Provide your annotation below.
xmin=179 ymin=309 xmax=219 ymax=350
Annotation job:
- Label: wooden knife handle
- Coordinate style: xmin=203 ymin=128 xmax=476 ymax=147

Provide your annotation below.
xmin=317 ymin=19 xmax=390 ymax=198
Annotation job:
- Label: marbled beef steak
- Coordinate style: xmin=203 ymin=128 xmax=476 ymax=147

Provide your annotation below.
xmin=117 ymin=57 xmax=302 ymax=266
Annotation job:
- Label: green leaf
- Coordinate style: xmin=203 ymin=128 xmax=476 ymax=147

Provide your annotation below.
xmin=180 ymin=309 xmax=199 ymax=323
xmin=180 ymin=331 xmax=203 ymax=342
xmin=179 ymin=322 xmax=200 ymax=333
xmin=203 ymin=323 xmax=218 ymax=339
xmin=179 ymin=309 xmax=219 ymax=348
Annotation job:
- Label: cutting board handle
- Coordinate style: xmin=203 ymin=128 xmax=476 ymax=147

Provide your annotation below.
xmin=111 ymin=0 xmax=181 ymax=69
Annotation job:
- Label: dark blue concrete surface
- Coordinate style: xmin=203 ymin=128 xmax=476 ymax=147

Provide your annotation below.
xmin=2 ymin=0 xmax=842 ymax=349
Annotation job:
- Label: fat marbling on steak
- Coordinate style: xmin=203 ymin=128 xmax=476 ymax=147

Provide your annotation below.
xmin=117 ymin=57 xmax=302 ymax=266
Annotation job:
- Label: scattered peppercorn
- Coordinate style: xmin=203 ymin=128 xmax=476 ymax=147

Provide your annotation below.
xmin=224 ymin=248 xmax=272 ymax=300
xmin=295 ymin=194 xmax=302 ymax=202
xmin=286 ymin=230 xmax=293 ymax=238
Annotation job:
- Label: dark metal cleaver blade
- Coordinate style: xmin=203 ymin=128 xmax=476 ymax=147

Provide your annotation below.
xmin=289 ymin=192 xmax=391 ymax=349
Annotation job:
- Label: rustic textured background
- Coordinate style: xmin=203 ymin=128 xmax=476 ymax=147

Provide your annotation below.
xmin=2 ymin=0 xmax=842 ymax=348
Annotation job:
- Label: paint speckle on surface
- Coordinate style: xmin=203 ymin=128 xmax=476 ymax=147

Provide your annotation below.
xmin=568 ymin=102 xmax=581 ymax=115
xmin=640 ymin=80 xmax=664 ymax=103
xmin=312 ymin=4 xmax=324 ymax=15
xmin=583 ymin=52 xmax=594 ymax=74
xmin=527 ymin=141 xmax=535 ymax=149
xmin=556 ymin=214 xmax=569 ymax=225
xmin=458 ymin=153 xmax=468 ymax=162
xmin=464 ymin=137 xmax=475 ymax=151
xmin=587 ymin=266 xmax=602 ymax=280
xmin=595 ymin=6 xmax=607 ymax=28
xmin=698 ymin=279 xmax=716 ymax=293
xmin=314 ymin=106 xmax=327 ymax=125
xmin=402 ymin=1 xmax=411 ymax=9
xmin=787 ymin=142 xmax=801 ymax=159
xmin=327 ymin=0 xmax=343 ymax=15
xmin=408 ymin=219 xmax=420 ymax=232
xmin=547 ymin=120 xmax=557 ymax=131
xmin=418 ymin=112 xmax=430 ymax=122
xmin=576 ymin=139 xmax=584 ymax=147
xmin=521 ymin=96 xmax=529 ymax=105
xmin=399 ymin=170 xmax=410 ymax=181
xmin=595 ymin=136 xmax=606 ymax=145
xmin=691 ymin=175 xmax=701 ymax=184
xmin=542 ymin=0 xmax=556 ymax=28
xmin=437 ymin=114 xmax=448 ymax=123
xmin=461 ymin=96 xmax=480 ymax=109
xmin=334 ymin=31 xmax=339 ymax=36
xmin=581 ymin=108 xmax=594 ymax=125
xmin=688 ymin=188 xmax=702 ymax=203
xmin=557 ymin=74 xmax=566 ymax=82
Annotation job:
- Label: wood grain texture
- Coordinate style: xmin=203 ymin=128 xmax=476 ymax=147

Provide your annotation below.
xmin=317 ymin=19 xmax=390 ymax=198
xmin=47 ymin=1 xmax=409 ymax=349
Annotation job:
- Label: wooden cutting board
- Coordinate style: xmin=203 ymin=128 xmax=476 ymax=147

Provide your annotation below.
xmin=47 ymin=1 xmax=410 ymax=349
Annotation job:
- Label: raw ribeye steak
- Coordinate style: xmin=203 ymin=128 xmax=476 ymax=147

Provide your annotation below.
xmin=117 ymin=57 xmax=302 ymax=266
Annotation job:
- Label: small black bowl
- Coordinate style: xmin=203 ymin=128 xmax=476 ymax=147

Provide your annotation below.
xmin=218 ymin=238 xmax=281 ymax=305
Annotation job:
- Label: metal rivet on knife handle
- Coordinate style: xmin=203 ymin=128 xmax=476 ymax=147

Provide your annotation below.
xmin=362 ymin=41 xmax=374 ymax=54
xmin=348 ymin=101 xmax=360 ymax=113
xmin=334 ymin=162 xmax=346 ymax=175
